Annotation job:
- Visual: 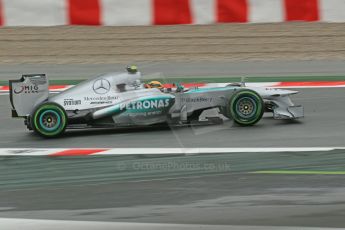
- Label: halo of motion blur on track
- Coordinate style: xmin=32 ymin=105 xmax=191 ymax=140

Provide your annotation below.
xmin=9 ymin=67 xmax=304 ymax=137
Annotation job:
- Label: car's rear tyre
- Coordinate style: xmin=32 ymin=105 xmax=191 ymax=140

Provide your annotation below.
xmin=30 ymin=102 xmax=67 ymax=138
xmin=227 ymin=89 xmax=264 ymax=126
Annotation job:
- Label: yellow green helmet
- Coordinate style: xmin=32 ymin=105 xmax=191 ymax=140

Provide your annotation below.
xmin=127 ymin=65 xmax=138 ymax=74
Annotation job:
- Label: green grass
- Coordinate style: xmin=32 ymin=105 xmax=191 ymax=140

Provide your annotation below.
xmin=252 ymin=170 xmax=345 ymax=175
xmin=1 ymin=75 xmax=345 ymax=86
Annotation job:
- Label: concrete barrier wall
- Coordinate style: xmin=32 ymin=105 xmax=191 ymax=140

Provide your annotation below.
xmin=1 ymin=23 xmax=345 ymax=64
xmin=1 ymin=0 xmax=345 ymax=26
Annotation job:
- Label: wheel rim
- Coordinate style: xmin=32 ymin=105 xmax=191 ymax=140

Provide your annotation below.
xmin=39 ymin=110 xmax=61 ymax=131
xmin=236 ymin=97 xmax=256 ymax=118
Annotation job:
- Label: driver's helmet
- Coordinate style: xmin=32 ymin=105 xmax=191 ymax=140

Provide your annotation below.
xmin=126 ymin=65 xmax=138 ymax=74
xmin=145 ymin=81 xmax=164 ymax=89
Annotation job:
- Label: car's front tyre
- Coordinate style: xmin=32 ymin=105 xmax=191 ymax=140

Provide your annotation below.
xmin=227 ymin=89 xmax=264 ymax=126
xmin=30 ymin=102 xmax=67 ymax=138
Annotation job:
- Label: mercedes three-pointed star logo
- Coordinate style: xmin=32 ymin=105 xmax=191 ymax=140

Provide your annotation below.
xmin=93 ymin=78 xmax=111 ymax=95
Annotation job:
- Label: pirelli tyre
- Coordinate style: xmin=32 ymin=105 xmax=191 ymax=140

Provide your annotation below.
xmin=30 ymin=102 xmax=67 ymax=137
xmin=227 ymin=89 xmax=264 ymax=126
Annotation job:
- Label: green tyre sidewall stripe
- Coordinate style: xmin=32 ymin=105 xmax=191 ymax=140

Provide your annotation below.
xmin=32 ymin=104 xmax=67 ymax=137
xmin=229 ymin=90 xmax=264 ymax=126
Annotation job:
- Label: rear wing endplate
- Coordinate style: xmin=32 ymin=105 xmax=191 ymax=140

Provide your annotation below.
xmin=9 ymin=74 xmax=49 ymax=117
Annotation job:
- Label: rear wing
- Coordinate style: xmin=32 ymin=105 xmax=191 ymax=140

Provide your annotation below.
xmin=9 ymin=74 xmax=49 ymax=117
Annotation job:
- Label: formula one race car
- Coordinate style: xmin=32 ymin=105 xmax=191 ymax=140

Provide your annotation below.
xmin=9 ymin=66 xmax=303 ymax=137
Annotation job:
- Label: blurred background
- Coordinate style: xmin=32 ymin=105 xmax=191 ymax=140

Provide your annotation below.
xmin=0 ymin=0 xmax=345 ymax=65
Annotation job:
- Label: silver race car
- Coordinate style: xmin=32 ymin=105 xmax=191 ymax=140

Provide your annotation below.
xmin=9 ymin=66 xmax=303 ymax=137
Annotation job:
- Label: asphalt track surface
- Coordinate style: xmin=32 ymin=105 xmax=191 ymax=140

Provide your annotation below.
xmin=1 ymin=152 xmax=345 ymax=228
xmin=1 ymin=62 xmax=345 ymax=228
xmin=2 ymin=60 xmax=345 ymax=81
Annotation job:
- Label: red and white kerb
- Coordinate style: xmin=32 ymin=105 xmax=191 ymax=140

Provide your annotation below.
xmin=0 ymin=0 xmax=345 ymax=26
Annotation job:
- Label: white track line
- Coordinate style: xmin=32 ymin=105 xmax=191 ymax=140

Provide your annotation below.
xmin=0 ymin=147 xmax=344 ymax=156
xmin=94 ymin=147 xmax=345 ymax=155
xmin=1 ymin=82 xmax=345 ymax=96
xmin=0 ymin=218 xmax=341 ymax=230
